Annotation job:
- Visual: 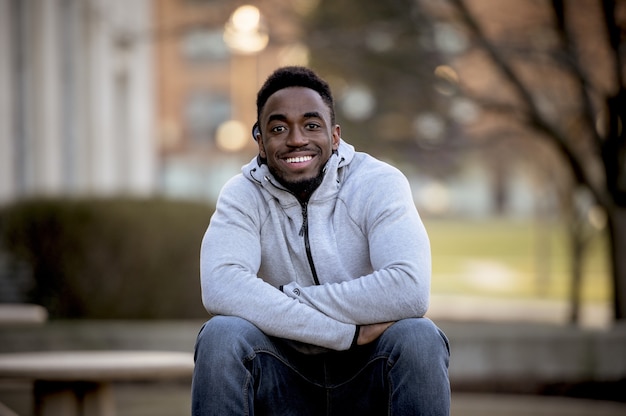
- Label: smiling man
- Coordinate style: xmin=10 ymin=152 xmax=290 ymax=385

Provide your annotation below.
xmin=192 ymin=66 xmax=450 ymax=416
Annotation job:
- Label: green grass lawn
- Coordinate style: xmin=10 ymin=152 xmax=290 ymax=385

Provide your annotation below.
xmin=424 ymin=218 xmax=611 ymax=302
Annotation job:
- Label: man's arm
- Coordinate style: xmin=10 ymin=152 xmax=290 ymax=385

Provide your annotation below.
xmin=282 ymin=168 xmax=431 ymax=325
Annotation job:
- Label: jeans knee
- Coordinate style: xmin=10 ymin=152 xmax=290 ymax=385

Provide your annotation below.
xmin=407 ymin=318 xmax=447 ymax=347
xmin=195 ymin=316 xmax=267 ymax=363
xmin=381 ymin=318 xmax=450 ymax=366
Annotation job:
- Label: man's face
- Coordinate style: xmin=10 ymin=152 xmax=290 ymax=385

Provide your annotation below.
xmin=257 ymin=87 xmax=340 ymax=191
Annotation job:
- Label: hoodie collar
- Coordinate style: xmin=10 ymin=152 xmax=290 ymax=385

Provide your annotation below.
xmin=244 ymin=139 xmax=355 ymax=204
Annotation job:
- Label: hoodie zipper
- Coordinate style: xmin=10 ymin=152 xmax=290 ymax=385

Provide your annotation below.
xmin=299 ymin=201 xmax=320 ymax=285
xmin=262 ymin=174 xmax=321 ymax=286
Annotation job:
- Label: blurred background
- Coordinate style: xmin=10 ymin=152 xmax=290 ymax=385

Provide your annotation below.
xmin=0 ymin=0 xmax=625 ymax=414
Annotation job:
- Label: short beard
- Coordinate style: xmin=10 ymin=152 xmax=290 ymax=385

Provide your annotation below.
xmin=277 ymin=170 xmax=324 ymax=202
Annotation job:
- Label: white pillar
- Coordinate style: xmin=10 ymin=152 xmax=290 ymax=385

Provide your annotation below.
xmin=71 ymin=0 xmax=91 ymax=195
xmin=125 ymin=0 xmax=156 ymax=195
xmin=34 ymin=0 xmax=63 ymax=195
xmin=19 ymin=0 xmax=37 ymax=197
xmin=86 ymin=0 xmax=117 ymax=195
xmin=0 ymin=0 xmax=14 ymax=204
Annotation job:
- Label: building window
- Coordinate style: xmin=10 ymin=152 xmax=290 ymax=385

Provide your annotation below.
xmin=181 ymin=27 xmax=229 ymax=62
xmin=183 ymin=91 xmax=230 ymax=146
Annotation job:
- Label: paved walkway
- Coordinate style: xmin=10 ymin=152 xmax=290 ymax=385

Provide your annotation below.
xmin=3 ymin=379 xmax=626 ymax=416
xmin=114 ymin=384 xmax=626 ymax=416
xmin=451 ymin=392 xmax=626 ymax=416
xmin=114 ymin=386 xmax=626 ymax=416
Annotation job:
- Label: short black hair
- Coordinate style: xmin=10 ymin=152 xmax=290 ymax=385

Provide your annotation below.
xmin=256 ymin=66 xmax=336 ymax=126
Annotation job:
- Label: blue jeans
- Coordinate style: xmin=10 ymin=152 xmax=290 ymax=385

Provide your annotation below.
xmin=192 ymin=316 xmax=450 ymax=415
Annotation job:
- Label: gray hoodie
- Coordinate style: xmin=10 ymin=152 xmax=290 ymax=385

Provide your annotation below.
xmin=200 ymin=140 xmax=431 ymax=351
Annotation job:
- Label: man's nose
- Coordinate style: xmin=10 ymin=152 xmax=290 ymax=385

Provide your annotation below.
xmin=286 ymin=128 xmax=308 ymax=147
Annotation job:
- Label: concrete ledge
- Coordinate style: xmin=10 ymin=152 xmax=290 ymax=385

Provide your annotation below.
xmin=0 ymin=319 xmax=625 ymax=389
xmin=0 ymin=351 xmax=194 ymax=381
xmin=0 ymin=350 xmax=194 ymax=416
xmin=0 ymin=320 xmax=201 ymax=353
xmin=438 ymin=321 xmax=626 ymax=384
xmin=0 ymin=304 xmax=48 ymax=325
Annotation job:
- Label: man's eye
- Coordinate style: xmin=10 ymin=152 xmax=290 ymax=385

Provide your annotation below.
xmin=271 ymin=126 xmax=286 ymax=133
xmin=306 ymin=123 xmax=321 ymax=129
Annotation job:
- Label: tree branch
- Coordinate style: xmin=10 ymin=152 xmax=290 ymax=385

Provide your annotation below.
xmin=602 ymin=0 xmax=625 ymax=89
xmin=551 ymin=0 xmax=604 ymax=151
xmin=448 ymin=0 xmax=609 ymax=207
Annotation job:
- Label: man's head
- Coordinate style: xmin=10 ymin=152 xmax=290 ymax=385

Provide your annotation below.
xmin=254 ymin=67 xmax=341 ymax=201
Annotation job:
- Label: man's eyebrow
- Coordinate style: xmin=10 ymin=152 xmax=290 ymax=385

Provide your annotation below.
xmin=303 ymin=111 xmax=322 ymax=119
xmin=266 ymin=112 xmax=323 ymax=123
xmin=267 ymin=114 xmax=287 ymax=123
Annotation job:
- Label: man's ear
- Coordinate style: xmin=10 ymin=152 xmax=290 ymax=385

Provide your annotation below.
xmin=256 ymin=133 xmax=266 ymax=158
xmin=252 ymin=122 xmax=260 ymax=141
xmin=332 ymin=124 xmax=341 ymax=150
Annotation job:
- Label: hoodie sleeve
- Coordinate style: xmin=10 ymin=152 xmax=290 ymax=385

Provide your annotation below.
xmin=200 ymin=175 xmax=358 ymax=351
xmin=281 ymin=164 xmax=431 ymax=325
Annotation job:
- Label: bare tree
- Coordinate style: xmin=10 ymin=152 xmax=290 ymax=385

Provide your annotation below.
xmin=447 ymin=0 xmax=626 ymax=321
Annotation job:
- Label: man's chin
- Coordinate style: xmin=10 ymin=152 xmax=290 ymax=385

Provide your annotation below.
xmin=279 ymin=174 xmax=324 ymax=198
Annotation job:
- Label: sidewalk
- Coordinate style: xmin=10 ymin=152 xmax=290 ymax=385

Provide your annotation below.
xmin=451 ymin=392 xmax=626 ymax=416
xmin=110 ymin=383 xmax=626 ymax=416
xmin=114 ymin=384 xmax=626 ymax=416
xmin=2 ymin=379 xmax=626 ymax=416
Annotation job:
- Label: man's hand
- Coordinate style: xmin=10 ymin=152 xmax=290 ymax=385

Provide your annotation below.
xmin=357 ymin=322 xmax=395 ymax=345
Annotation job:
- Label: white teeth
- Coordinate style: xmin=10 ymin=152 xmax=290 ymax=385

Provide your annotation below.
xmin=285 ymin=156 xmax=313 ymax=163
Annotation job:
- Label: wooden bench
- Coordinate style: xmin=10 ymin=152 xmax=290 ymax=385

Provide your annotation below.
xmin=0 ymin=350 xmax=194 ymax=416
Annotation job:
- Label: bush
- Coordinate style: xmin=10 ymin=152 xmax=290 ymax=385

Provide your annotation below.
xmin=0 ymin=198 xmax=214 ymax=319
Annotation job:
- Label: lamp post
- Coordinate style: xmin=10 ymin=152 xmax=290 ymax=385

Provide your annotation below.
xmin=223 ymin=5 xmax=268 ymax=55
xmin=217 ymin=5 xmax=268 ymax=153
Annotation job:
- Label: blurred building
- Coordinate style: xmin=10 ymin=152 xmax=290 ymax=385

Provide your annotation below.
xmin=0 ymin=0 xmax=311 ymax=204
xmin=154 ymin=0 xmax=309 ymax=200
xmin=0 ymin=0 xmax=535 ymax=217
xmin=0 ymin=0 xmax=157 ymax=204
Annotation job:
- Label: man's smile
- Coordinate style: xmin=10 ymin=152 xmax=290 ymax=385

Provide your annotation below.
xmin=285 ymin=155 xmax=314 ymax=164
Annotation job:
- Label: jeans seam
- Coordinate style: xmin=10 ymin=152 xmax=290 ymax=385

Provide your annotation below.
xmin=326 ymin=355 xmax=388 ymax=388
xmin=387 ymin=370 xmax=393 ymax=416
xmin=242 ymin=371 xmax=252 ymax=416
xmin=253 ymin=349 xmax=328 ymax=388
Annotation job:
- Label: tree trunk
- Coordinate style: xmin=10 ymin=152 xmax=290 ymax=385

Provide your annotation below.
xmin=568 ymin=223 xmax=584 ymax=325
xmin=607 ymin=205 xmax=626 ymax=321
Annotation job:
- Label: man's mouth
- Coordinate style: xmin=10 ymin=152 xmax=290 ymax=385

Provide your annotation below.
xmin=285 ymin=155 xmax=313 ymax=164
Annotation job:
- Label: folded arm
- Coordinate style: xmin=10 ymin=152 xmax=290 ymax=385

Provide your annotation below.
xmin=281 ymin=172 xmax=431 ymax=325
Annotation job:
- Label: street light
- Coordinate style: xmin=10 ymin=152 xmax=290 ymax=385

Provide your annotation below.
xmin=215 ymin=119 xmax=248 ymax=152
xmin=223 ymin=5 xmax=269 ymax=55
xmin=218 ymin=5 xmax=269 ymax=153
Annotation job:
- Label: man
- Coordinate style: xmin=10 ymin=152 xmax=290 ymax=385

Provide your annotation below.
xmin=192 ymin=66 xmax=450 ymax=415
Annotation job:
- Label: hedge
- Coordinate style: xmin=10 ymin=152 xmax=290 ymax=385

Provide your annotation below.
xmin=0 ymin=198 xmax=214 ymax=319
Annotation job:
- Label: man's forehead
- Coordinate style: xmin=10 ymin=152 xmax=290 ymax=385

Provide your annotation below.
xmin=262 ymin=87 xmax=331 ymax=120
